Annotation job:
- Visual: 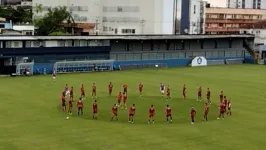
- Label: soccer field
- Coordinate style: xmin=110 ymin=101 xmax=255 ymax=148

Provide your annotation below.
xmin=0 ymin=65 xmax=266 ymax=150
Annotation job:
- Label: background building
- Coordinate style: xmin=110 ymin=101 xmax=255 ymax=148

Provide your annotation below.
xmin=227 ymin=0 xmax=266 ymax=9
xmin=205 ymin=7 xmax=266 ymax=34
xmin=180 ymin=0 xmax=207 ymax=34
xmin=32 ymin=0 xmax=176 ymax=35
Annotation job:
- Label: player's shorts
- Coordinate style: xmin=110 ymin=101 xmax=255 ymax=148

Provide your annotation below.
xmin=166 ymin=114 xmax=171 ymax=117
xmin=81 ymin=92 xmax=85 ymax=96
xmin=78 ymin=107 xmax=83 ymax=111
xmin=228 ymin=107 xmax=231 ymax=110
xmin=204 ymin=111 xmax=208 ymax=116
xmin=92 ymin=90 xmax=96 ymax=93
xmin=220 ymin=110 xmax=225 ymax=114
xmin=167 ymin=93 xmax=170 ymax=96
xmin=62 ymin=103 xmax=66 ymax=107
xmin=109 ymin=89 xmax=112 ymax=93
xmin=129 ymin=113 xmax=134 ymax=117
xmin=123 ymin=100 xmax=127 ymax=103
xmin=65 ymin=90 xmax=70 ymax=96
xmin=207 ymin=96 xmax=210 ymax=99
xmin=93 ymin=110 xmax=97 ymax=114
xmin=139 ymin=89 xmax=142 ymax=92
xmin=191 ymin=115 xmax=195 ymax=119
xmin=149 ymin=114 xmax=154 ymax=118
xmin=118 ymin=100 xmax=121 ymax=103
xmin=183 ymin=92 xmax=186 ymax=95
xmin=161 ymin=90 xmax=164 ymax=94
xmin=123 ymin=89 xmax=127 ymax=93
xmin=198 ymin=93 xmax=202 ymax=96
xmin=113 ymin=112 xmax=118 ymax=116
xmin=69 ymin=104 xmax=73 ymax=108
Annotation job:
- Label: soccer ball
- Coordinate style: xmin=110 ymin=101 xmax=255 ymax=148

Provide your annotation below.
xmin=155 ymin=65 xmax=159 ymax=68
xmin=66 ymin=117 xmax=69 ymax=120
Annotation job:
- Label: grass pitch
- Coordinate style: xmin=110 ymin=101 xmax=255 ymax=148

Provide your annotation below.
xmin=0 ymin=65 xmax=266 ymax=150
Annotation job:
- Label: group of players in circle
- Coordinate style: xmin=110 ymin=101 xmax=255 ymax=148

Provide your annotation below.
xmin=60 ymin=82 xmax=232 ymax=124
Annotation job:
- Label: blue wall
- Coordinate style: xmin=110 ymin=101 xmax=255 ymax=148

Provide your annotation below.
xmin=180 ymin=0 xmax=189 ymax=34
xmin=33 ymin=57 xmax=248 ymax=74
xmin=114 ymin=59 xmax=191 ymax=68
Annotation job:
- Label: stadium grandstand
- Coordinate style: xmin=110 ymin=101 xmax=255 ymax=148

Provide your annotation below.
xmin=0 ymin=34 xmax=256 ymax=75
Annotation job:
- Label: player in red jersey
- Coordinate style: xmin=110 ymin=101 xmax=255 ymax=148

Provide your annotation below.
xmin=219 ymin=91 xmax=224 ymax=103
xmin=139 ymin=82 xmax=143 ymax=96
xmin=128 ymin=104 xmax=135 ymax=123
xmin=190 ymin=105 xmax=196 ymax=124
xmin=108 ymin=82 xmax=113 ymax=96
xmin=165 ymin=104 xmax=172 ymax=123
xmin=68 ymin=96 xmax=73 ymax=115
xmin=92 ymin=100 xmax=98 ymax=119
xmin=80 ymin=84 xmax=85 ymax=99
xmin=217 ymin=101 xmax=226 ymax=119
xmin=227 ymin=100 xmax=232 ymax=116
xmin=117 ymin=92 xmax=122 ymax=107
xmin=206 ymin=88 xmax=211 ymax=104
xmin=70 ymin=86 xmax=74 ymax=101
xmin=77 ymin=98 xmax=83 ymax=116
xmin=123 ymin=84 xmax=128 ymax=94
xmin=111 ymin=104 xmax=118 ymax=121
xmin=92 ymin=83 xmax=96 ymax=98
xmin=223 ymin=96 xmax=228 ymax=113
xmin=122 ymin=92 xmax=127 ymax=109
xmin=183 ymin=84 xmax=187 ymax=99
xmin=197 ymin=86 xmax=202 ymax=101
xmin=148 ymin=105 xmax=155 ymax=124
xmin=61 ymin=93 xmax=66 ymax=111
xmin=203 ymin=103 xmax=209 ymax=121
xmin=166 ymin=85 xmax=171 ymax=100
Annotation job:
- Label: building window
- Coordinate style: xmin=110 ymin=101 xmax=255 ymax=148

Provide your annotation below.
xmin=121 ymin=29 xmax=136 ymax=34
xmin=193 ymin=5 xmax=196 ymax=14
xmin=117 ymin=6 xmax=123 ymax=12
xmin=103 ymin=26 xmax=108 ymax=31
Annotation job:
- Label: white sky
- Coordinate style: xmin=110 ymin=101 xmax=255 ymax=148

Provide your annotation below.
xmin=206 ymin=0 xmax=226 ymax=7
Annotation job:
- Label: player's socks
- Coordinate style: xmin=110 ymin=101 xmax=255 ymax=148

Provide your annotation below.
xmin=206 ymin=117 xmax=208 ymax=121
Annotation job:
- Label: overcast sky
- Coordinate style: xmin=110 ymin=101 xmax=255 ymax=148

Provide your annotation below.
xmin=206 ymin=0 xmax=226 ymax=7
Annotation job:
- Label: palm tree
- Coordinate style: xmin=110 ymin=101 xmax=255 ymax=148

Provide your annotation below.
xmin=34 ymin=4 xmax=43 ymax=14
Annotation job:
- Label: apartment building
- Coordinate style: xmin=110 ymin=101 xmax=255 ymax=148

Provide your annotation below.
xmin=32 ymin=0 xmax=177 ymax=35
xmin=205 ymin=7 xmax=266 ymax=34
xmin=227 ymin=0 xmax=266 ymax=9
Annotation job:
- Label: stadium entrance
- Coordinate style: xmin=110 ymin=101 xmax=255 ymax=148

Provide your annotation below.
xmin=0 ymin=57 xmax=16 ymax=75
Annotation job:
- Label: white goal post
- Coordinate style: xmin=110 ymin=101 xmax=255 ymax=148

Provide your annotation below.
xmin=53 ymin=60 xmax=115 ymax=73
xmin=16 ymin=62 xmax=34 ymax=75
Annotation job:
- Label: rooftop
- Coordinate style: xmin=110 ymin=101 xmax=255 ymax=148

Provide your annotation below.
xmin=0 ymin=34 xmax=254 ymax=41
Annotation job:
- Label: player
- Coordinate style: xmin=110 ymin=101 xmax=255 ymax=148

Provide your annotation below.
xmin=190 ymin=105 xmax=196 ymax=124
xmin=183 ymin=84 xmax=187 ymax=99
xmin=80 ymin=84 xmax=85 ymax=99
xmin=121 ymin=92 xmax=127 ymax=109
xmin=64 ymin=84 xmax=70 ymax=96
xmin=224 ymin=96 xmax=228 ymax=113
xmin=52 ymin=71 xmax=56 ymax=80
xmin=203 ymin=103 xmax=209 ymax=121
xmin=61 ymin=93 xmax=66 ymax=111
xmin=227 ymin=100 xmax=232 ymax=116
xmin=139 ymin=82 xmax=143 ymax=96
xmin=117 ymin=92 xmax=122 ymax=107
xmin=166 ymin=85 xmax=171 ymax=100
xmin=70 ymin=86 xmax=74 ymax=101
xmin=92 ymin=100 xmax=98 ymax=120
xmin=148 ymin=105 xmax=155 ymax=124
xmin=165 ymin=104 xmax=172 ymax=123
xmin=123 ymin=84 xmax=128 ymax=94
xmin=197 ymin=86 xmax=202 ymax=101
xmin=77 ymin=98 xmax=83 ymax=116
xmin=111 ymin=104 xmax=118 ymax=121
xmin=217 ymin=101 xmax=226 ymax=119
xmin=206 ymin=88 xmax=211 ymax=104
xmin=160 ymin=83 xmax=165 ymax=96
xmin=92 ymin=83 xmax=96 ymax=98
xmin=108 ymin=82 xmax=113 ymax=96
xmin=68 ymin=96 xmax=73 ymax=115
xmin=128 ymin=104 xmax=136 ymax=123
xmin=219 ymin=91 xmax=224 ymax=103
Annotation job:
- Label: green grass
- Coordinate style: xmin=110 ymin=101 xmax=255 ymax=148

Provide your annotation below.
xmin=0 ymin=65 xmax=266 ymax=150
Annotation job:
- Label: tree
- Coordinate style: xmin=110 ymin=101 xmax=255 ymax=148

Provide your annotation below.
xmin=0 ymin=6 xmax=32 ymax=24
xmin=34 ymin=6 xmax=75 ymax=36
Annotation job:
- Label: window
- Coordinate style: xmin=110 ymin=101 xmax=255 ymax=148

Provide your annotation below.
xmin=193 ymin=5 xmax=196 ymax=14
xmin=132 ymin=29 xmax=135 ymax=34
xmin=103 ymin=26 xmax=108 ymax=31
xmin=121 ymin=29 xmax=136 ymax=34
xmin=117 ymin=6 xmax=123 ymax=12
